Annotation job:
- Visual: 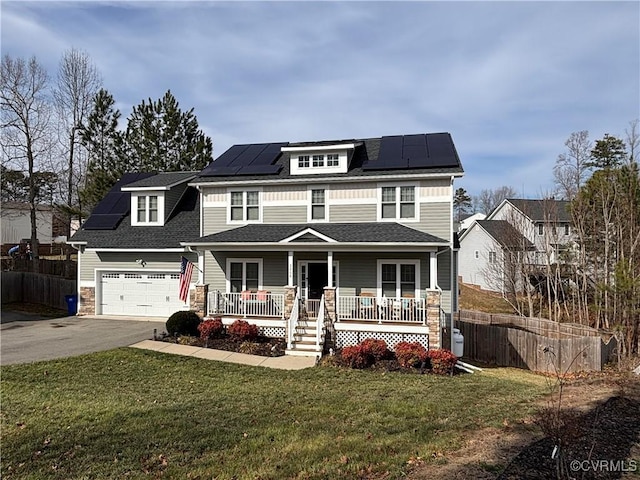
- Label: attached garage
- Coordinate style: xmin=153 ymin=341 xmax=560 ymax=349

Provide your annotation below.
xmin=99 ymin=271 xmax=187 ymax=317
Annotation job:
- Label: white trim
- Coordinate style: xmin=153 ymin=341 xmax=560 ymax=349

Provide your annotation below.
xmin=376 ymin=183 xmax=420 ymax=223
xmin=279 ymin=228 xmax=338 ymax=243
xmin=79 ymin=280 xmax=96 ymax=288
xmin=307 ymin=185 xmax=329 ymax=222
xmin=225 ymin=258 xmax=264 ymax=292
xmin=334 ymin=322 xmax=428 ymax=334
xmin=429 ymin=252 xmax=437 ymax=289
xmin=281 ymin=143 xmax=359 ymax=152
xmin=189 ymin=172 xmax=463 ymax=189
xmin=376 ymin=259 xmax=421 ymax=298
xmin=131 ymin=192 xmax=165 ymax=226
xmin=86 ymin=248 xmax=187 ymax=253
xmin=298 ymin=259 xmax=340 ymax=299
xmin=182 ymin=242 xmax=446 ymax=252
xmin=120 ymin=175 xmax=197 ymax=191
xmin=287 ymin=251 xmax=294 ymax=285
xmin=197 ymin=251 xmax=205 ymax=285
xmin=227 ymin=188 xmax=263 ymax=224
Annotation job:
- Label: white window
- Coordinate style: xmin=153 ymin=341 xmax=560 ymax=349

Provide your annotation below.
xmin=298 ymin=155 xmax=310 ymax=168
xmin=380 ymin=185 xmax=416 ymax=220
xmin=229 ymin=191 xmax=260 ymax=222
xmin=312 ymin=154 xmax=324 ymax=167
xmin=327 ymin=153 xmax=339 ymax=167
xmin=136 ymin=195 xmax=159 ymax=223
xmin=377 ymin=260 xmax=420 ymax=298
xmin=310 ymin=189 xmax=326 ymax=221
xmin=488 ymin=251 xmax=497 ymax=263
xmin=227 ymin=259 xmax=262 ymax=293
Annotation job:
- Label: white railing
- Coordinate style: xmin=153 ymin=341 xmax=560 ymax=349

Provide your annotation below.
xmin=287 ymin=292 xmax=300 ymax=349
xmin=337 ymin=296 xmax=427 ymax=324
xmin=207 ymin=291 xmax=284 ymax=319
xmin=316 ymin=294 xmax=325 ymax=350
xmin=304 ymin=298 xmax=321 ymax=318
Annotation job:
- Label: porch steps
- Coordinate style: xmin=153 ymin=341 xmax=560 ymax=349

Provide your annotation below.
xmin=286 ymin=319 xmax=323 ymax=357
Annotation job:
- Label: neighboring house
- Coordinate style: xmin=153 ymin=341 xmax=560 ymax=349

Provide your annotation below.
xmin=458 ymin=198 xmax=572 ymax=292
xmin=1 ymin=202 xmax=79 ymax=252
xmin=457 ymin=212 xmax=486 ymax=233
xmin=70 ymin=132 xmax=464 ymax=356
xmin=458 ymin=220 xmax=534 ymax=291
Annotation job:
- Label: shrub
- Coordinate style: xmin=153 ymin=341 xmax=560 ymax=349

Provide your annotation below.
xmin=394 ymin=341 xmax=428 ymax=368
xmin=198 ymin=317 xmax=224 ymax=341
xmin=427 ymin=348 xmax=458 ymax=375
xmin=340 ymin=345 xmax=372 ymax=369
xmin=228 ymin=319 xmax=259 ymax=341
xmin=166 ymin=311 xmax=201 ymax=336
xmin=359 ymin=338 xmax=390 ymax=361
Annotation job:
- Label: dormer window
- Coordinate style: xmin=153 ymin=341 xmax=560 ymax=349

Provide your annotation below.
xmin=131 ymin=192 xmax=164 ymax=226
xmin=312 ymin=155 xmax=324 ymax=167
xmin=327 ymin=154 xmax=339 ymax=167
xmin=284 ymin=143 xmax=358 ymax=175
xmin=298 ymin=155 xmax=310 ymax=168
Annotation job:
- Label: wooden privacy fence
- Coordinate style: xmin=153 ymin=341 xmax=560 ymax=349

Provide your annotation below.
xmin=2 ymin=272 xmax=77 ymax=311
xmin=3 ymin=259 xmax=77 ymax=279
xmin=456 ymin=309 xmax=617 ymax=373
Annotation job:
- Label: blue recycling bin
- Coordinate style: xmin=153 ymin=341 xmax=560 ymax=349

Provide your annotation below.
xmin=65 ymin=294 xmax=78 ymax=316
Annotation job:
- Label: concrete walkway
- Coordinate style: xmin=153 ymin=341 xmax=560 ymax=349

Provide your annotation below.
xmin=131 ymin=340 xmax=317 ymax=370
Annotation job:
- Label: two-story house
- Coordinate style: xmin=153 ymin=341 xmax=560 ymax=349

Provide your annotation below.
xmin=70 ymin=132 xmax=464 ymax=356
xmin=458 ymin=198 xmax=572 ymax=291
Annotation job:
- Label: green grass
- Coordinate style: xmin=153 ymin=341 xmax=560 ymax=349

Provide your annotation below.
xmin=1 ymin=349 xmax=548 ymax=479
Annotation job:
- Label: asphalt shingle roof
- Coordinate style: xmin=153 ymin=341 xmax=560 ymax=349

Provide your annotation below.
xmin=123 ymin=171 xmax=198 ymax=188
xmin=477 ymin=220 xmax=534 ymax=249
xmin=193 ymin=223 xmax=448 ymax=244
xmin=507 ymin=199 xmax=571 ymax=223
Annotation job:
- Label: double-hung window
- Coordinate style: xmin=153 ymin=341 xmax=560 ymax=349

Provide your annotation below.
xmin=136 ymin=195 xmax=158 ymax=223
xmin=230 ymin=191 xmax=260 ymax=222
xmin=381 ymin=186 xmax=416 ymax=220
xmin=228 ymin=260 xmax=261 ymax=293
xmin=311 ymin=189 xmax=326 ymax=220
xmin=379 ymin=260 xmax=419 ymax=298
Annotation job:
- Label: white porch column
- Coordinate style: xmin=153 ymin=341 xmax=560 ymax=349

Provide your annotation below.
xmin=197 ymin=251 xmax=205 ymax=285
xmin=430 ymin=251 xmax=437 ymax=289
xmin=327 ymin=251 xmax=333 ymax=287
xmin=288 ymin=250 xmax=294 ymax=285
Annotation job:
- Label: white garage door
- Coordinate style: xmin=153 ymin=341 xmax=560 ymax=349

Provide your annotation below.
xmin=100 ymin=272 xmax=187 ymax=317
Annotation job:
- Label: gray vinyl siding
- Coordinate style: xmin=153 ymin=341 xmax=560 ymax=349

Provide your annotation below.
xmin=263 ymin=206 xmax=307 ymax=223
xmin=81 ymin=251 xmax=193 ymax=282
xmin=412 ymin=202 xmax=451 ymax=240
xmin=202 ymin=207 xmax=227 ymax=235
xmin=436 ymin=248 xmax=452 ymax=291
xmin=206 ymin=252 xmax=288 ymax=293
xmin=329 ymin=204 xmax=377 ymax=223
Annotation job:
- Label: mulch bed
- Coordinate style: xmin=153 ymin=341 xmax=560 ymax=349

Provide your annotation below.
xmin=498 ymin=395 xmax=640 ymax=479
xmin=160 ymin=334 xmax=287 ymax=357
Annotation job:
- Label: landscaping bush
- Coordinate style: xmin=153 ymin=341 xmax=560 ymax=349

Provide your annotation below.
xmin=198 ymin=317 xmax=224 ymax=341
xmin=166 ymin=311 xmax=201 ymax=336
xmin=360 ymin=338 xmax=390 ymax=361
xmin=228 ymin=319 xmax=259 ymax=341
xmin=427 ymin=348 xmax=458 ymax=375
xmin=394 ymin=341 xmax=428 ymax=368
xmin=340 ymin=345 xmax=373 ymax=369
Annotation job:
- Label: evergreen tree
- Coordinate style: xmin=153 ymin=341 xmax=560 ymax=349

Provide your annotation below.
xmin=453 ymin=187 xmax=472 ymax=221
xmin=124 ymin=90 xmax=212 ymax=172
xmin=587 ymin=133 xmax=627 ymax=170
xmin=78 ymin=88 xmax=128 ymax=214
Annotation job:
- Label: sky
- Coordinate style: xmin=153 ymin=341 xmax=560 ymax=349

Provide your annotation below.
xmin=2 ymin=0 xmax=639 ymax=197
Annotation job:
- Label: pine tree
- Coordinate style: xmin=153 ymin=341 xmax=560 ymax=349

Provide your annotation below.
xmin=78 ymin=88 xmax=128 ymax=214
xmin=453 ymin=187 xmax=472 ymax=221
xmin=124 ymin=90 xmax=212 ymax=172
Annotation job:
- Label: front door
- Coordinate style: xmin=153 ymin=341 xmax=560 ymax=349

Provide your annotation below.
xmin=299 ymin=261 xmax=339 ymax=299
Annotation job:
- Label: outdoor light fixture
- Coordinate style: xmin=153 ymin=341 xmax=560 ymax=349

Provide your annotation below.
xmin=135 ymin=258 xmax=147 ymax=267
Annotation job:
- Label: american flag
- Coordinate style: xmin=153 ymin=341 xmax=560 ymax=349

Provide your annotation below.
xmin=179 ymin=256 xmax=194 ymax=303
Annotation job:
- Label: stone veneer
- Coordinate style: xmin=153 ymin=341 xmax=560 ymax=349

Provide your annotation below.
xmin=78 ymin=286 xmax=95 ymax=315
xmin=283 ymin=285 xmax=298 ymax=320
xmin=190 ymin=284 xmax=209 ymax=318
xmin=426 ymin=289 xmax=442 ymax=349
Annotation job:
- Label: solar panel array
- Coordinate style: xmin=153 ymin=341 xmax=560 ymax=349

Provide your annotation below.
xmin=200 ymin=142 xmax=287 ymax=177
xmin=82 ymin=172 xmax=155 ymax=230
xmin=362 ymin=133 xmax=460 ymax=171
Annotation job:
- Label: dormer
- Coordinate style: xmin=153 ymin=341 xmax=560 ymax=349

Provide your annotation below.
xmin=121 ymin=172 xmax=197 ymax=227
xmin=282 ymin=141 xmax=360 ymax=175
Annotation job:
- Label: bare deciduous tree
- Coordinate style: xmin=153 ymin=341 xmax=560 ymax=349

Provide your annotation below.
xmin=474 ymin=185 xmax=518 ymax=214
xmin=553 ymin=131 xmax=592 ymax=201
xmin=1 ymin=55 xmax=52 ymax=262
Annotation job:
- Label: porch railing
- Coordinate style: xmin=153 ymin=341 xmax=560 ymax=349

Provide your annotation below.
xmin=287 ymin=292 xmax=301 ymax=349
xmin=316 ymin=295 xmax=325 ymax=350
xmin=337 ymin=296 xmax=427 ymax=324
xmin=303 ymin=298 xmax=321 ymax=319
xmin=207 ymin=291 xmax=285 ymax=319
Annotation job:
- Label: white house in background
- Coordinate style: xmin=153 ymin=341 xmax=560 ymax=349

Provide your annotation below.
xmin=1 ymin=202 xmax=55 ymax=246
xmin=457 ymin=212 xmax=486 ymax=233
xmin=70 ymin=132 xmax=464 ymax=356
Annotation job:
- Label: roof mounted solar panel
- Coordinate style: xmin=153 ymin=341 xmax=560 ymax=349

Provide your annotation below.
xmin=82 ymin=214 xmax=125 ymax=230
xmin=236 ymin=164 xmax=282 ymax=175
xmin=363 ymin=135 xmax=404 ymax=170
xmin=425 ymin=133 xmax=459 ymax=167
xmin=402 ymin=134 xmax=427 ymax=166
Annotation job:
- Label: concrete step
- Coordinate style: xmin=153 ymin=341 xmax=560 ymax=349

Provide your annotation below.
xmin=285 ymin=348 xmax=321 ymax=357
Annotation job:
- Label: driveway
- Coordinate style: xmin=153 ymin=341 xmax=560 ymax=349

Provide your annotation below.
xmin=1 ymin=312 xmax=166 ymax=365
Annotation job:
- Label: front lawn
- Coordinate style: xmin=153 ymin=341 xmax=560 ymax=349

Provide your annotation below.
xmin=1 ymin=349 xmax=547 ymax=479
